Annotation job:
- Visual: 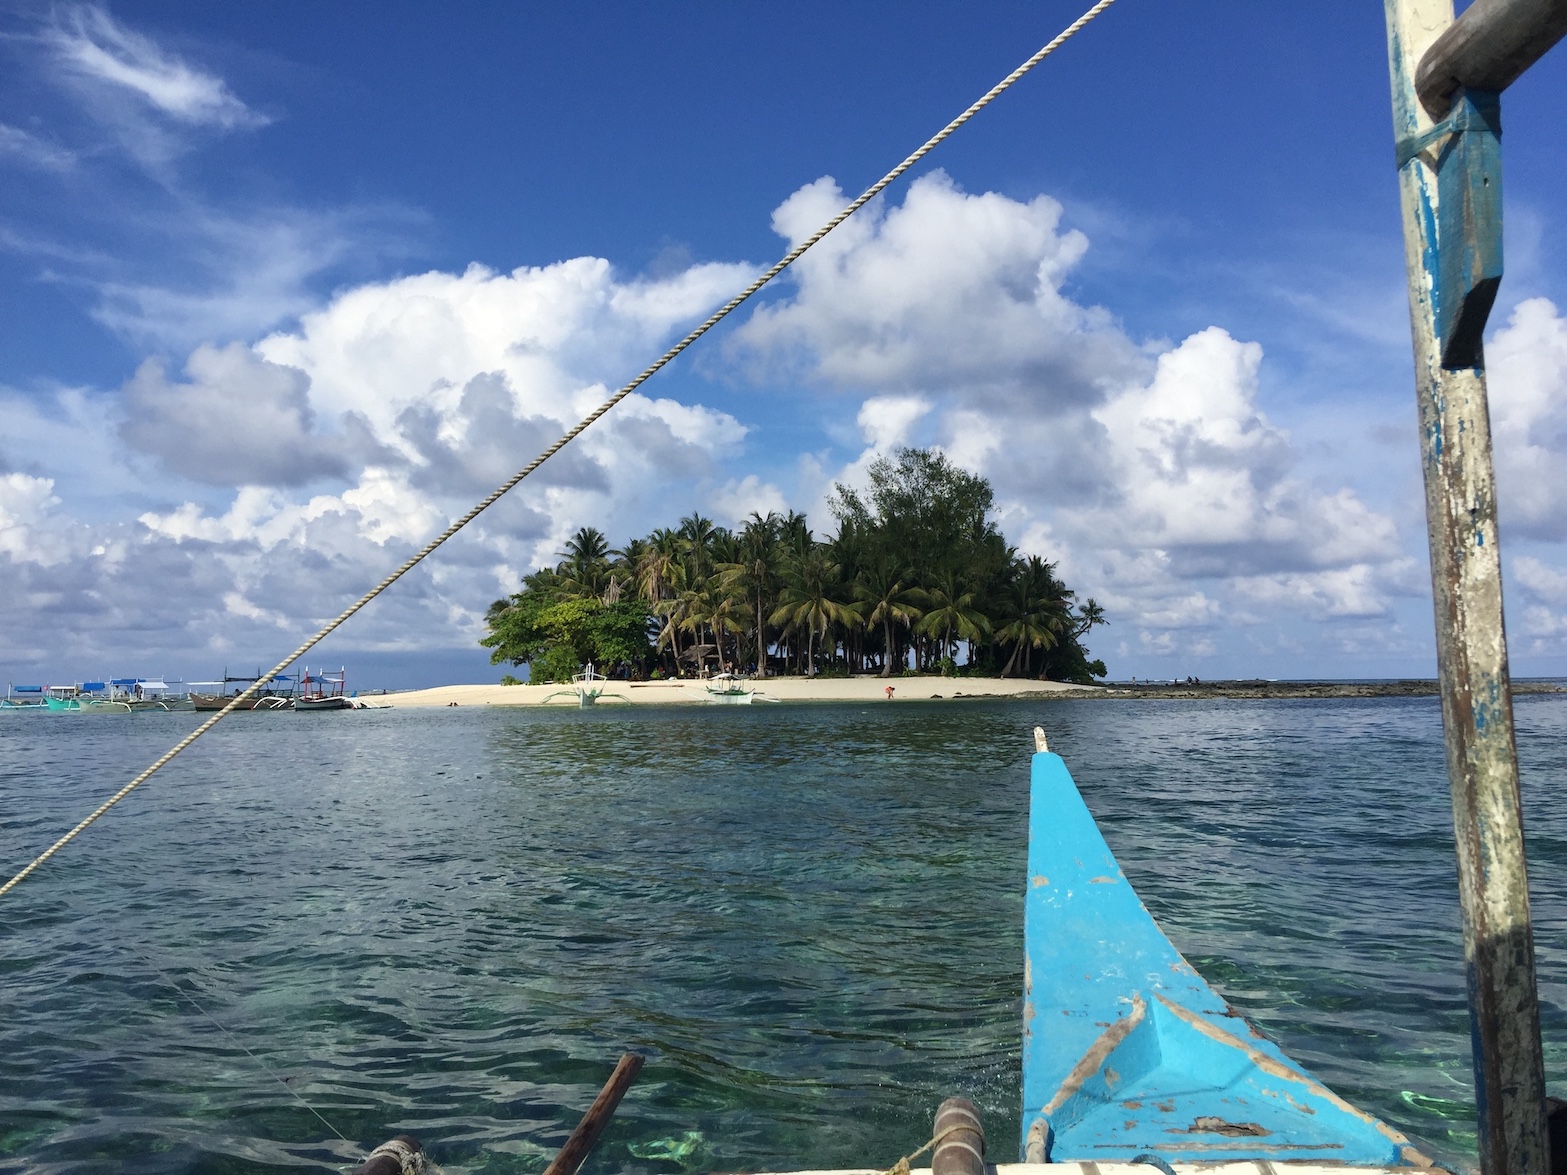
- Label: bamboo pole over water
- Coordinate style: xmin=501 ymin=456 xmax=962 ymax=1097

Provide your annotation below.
xmin=541 ymin=1053 xmax=645 ymax=1175
xmin=1383 ymin=5 xmax=1547 ymax=1175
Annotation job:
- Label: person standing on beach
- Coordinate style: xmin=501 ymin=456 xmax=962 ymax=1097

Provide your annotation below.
xmin=884 ymin=685 xmax=895 ymax=700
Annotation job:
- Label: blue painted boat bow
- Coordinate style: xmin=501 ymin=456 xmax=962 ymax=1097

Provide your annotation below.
xmin=1022 ymin=749 xmax=1430 ymax=1167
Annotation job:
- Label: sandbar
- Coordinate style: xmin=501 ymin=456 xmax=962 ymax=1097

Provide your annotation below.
xmin=378 ymin=676 xmax=1095 ymax=708
xmin=372 ymin=677 xmax=1566 ymax=708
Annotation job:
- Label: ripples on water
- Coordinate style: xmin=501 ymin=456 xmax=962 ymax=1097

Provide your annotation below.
xmin=2 ymin=696 xmax=1565 ymax=1174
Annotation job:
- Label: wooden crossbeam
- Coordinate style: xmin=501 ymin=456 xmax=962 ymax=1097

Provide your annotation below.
xmin=1416 ymin=0 xmax=1567 ymax=117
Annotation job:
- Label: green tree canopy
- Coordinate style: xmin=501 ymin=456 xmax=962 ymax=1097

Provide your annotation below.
xmin=480 ymin=448 xmax=1108 ymax=683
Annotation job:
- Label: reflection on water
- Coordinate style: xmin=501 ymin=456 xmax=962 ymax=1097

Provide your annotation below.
xmin=2 ymin=696 xmax=1564 ymax=1173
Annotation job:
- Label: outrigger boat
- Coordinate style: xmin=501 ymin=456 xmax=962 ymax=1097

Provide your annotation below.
xmin=5 ymin=3 xmax=1564 ymax=1173
xmin=189 ymin=672 xmax=298 ymax=711
xmin=354 ymin=726 xmax=1444 ymax=1175
xmin=295 ymin=667 xmax=352 ymax=711
xmin=693 ymin=671 xmax=777 ymax=705
xmin=2 ymin=684 xmax=45 ymax=709
xmin=1018 ymin=728 xmax=1431 ymax=1168
xmin=11 ymin=680 xmax=184 ymax=712
xmin=105 ymin=678 xmax=188 ymax=711
xmin=570 ymin=664 xmax=608 ymax=706
xmin=43 ymin=682 xmax=130 ymax=713
xmin=538 ymin=664 xmax=631 ymax=707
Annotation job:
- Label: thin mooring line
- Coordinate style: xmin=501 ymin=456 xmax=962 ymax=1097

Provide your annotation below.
xmin=0 ymin=0 xmax=1117 ymax=900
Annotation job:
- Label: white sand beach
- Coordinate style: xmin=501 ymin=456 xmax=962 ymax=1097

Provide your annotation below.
xmin=378 ymin=676 xmax=1099 ymax=708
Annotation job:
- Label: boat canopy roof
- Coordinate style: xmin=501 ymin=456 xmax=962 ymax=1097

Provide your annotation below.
xmin=190 ymin=674 xmax=296 ymax=687
xmin=10 ymin=685 xmax=42 ymax=693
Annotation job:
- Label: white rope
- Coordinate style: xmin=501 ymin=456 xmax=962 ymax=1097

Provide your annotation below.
xmin=0 ymin=0 xmax=1118 ymax=901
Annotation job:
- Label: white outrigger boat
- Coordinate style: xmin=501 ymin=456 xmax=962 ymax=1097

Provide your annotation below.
xmin=295 ymin=667 xmax=353 ymax=711
xmin=692 ymin=672 xmax=777 ymax=704
xmin=571 ymin=664 xmax=608 ymax=706
xmin=107 ymin=678 xmax=188 ymax=711
xmin=537 ymin=664 xmax=628 ymax=707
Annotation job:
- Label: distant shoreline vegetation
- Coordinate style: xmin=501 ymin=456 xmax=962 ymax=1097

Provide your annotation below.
xmin=481 ymin=448 xmax=1108 ymax=685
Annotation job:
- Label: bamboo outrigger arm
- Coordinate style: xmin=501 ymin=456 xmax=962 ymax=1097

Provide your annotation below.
xmin=1383 ymin=3 xmax=1563 ymax=1175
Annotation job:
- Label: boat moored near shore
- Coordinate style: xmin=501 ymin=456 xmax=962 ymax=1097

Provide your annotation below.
xmin=295 ymin=667 xmax=352 ymax=711
xmin=190 ymin=672 xmax=298 ymax=711
xmin=2 ymin=684 xmax=45 ymax=709
xmin=691 ymin=672 xmax=778 ymax=705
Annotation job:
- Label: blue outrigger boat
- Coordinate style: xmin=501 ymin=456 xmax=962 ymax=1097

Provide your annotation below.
xmin=1020 ymin=729 xmax=1432 ymax=1169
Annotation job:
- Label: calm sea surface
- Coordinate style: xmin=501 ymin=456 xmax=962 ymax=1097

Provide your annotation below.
xmin=3 ymin=696 xmax=1566 ymax=1175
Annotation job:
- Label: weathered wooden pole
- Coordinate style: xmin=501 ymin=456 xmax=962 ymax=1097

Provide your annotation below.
xmin=540 ymin=1052 xmax=645 ymax=1175
xmin=1383 ymin=5 xmax=1548 ymax=1175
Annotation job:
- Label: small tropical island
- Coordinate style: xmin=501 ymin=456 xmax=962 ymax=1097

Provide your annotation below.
xmin=479 ymin=448 xmax=1108 ymax=685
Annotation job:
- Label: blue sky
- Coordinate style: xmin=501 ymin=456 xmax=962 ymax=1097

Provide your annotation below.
xmin=1 ymin=1 xmax=1565 ymax=687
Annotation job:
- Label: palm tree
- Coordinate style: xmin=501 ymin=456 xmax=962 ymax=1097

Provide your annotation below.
xmin=653 ymin=587 xmax=692 ymax=675
xmin=613 ymin=537 xmax=649 ymax=576
xmin=852 ymin=562 xmax=926 ymax=677
xmin=917 ymin=570 xmax=992 ymax=667
xmin=996 ymin=587 xmax=1063 ymax=678
xmin=1074 ymin=598 xmax=1107 ymax=637
xmin=770 ymin=548 xmax=849 ymax=676
xmin=558 ymin=526 xmax=612 ymax=597
xmin=637 ymin=529 xmax=682 ymax=604
xmin=563 ymin=526 xmax=609 ymax=564
xmin=779 ymin=511 xmax=812 ymax=561
xmin=678 ymin=513 xmax=719 ymax=584
xmin=605 ymin=537 xmax=647 ymax=604
xmin=689 ymin=581 xmax=746 ymax=670
xmin=717 ymin=512 xmax=783 ymax=675
xmin=993 ymin=557 xmax=1075 ymax=677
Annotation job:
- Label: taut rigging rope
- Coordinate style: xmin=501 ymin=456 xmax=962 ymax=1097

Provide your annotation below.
xmin=0 ymin=0 xmax=1117 ymax=900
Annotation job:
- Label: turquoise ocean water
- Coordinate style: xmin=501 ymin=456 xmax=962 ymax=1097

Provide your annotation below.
xmin=3 ymin=696 xmax=1566 ymax=1174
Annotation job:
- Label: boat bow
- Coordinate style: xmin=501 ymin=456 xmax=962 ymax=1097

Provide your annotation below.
xmin=1023 ymin=747 xmax=1429 ymax=1167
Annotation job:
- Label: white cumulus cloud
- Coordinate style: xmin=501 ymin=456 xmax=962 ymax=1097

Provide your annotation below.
xmin=11 ymin=168 xmax=1567 ymax=678
xmin=1490 ymin=298 xmax=1567 ymax=541
xmin=734 ymin=173 xmax=1411 ymax=659
xmin=0 ymin=249 xmax=760 ymax=673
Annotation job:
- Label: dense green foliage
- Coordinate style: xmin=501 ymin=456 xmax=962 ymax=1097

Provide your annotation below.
xmin=482 ymin=448 xmax=1107 ymax=682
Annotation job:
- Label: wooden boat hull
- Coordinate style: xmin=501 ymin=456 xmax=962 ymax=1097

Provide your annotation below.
xmin=1023 ymin=748 xmax=1427 ymax=1166
xmin=190 ymin=694 xmax=294 ymax=711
